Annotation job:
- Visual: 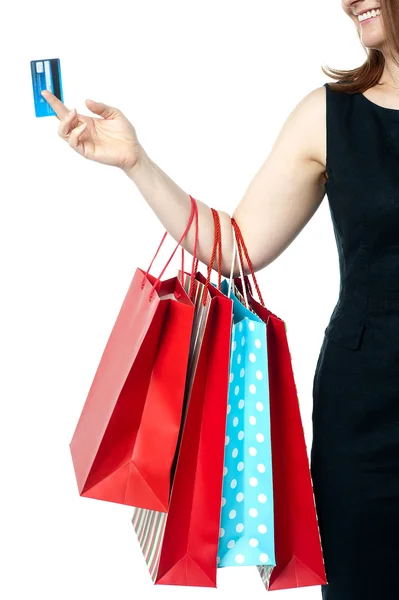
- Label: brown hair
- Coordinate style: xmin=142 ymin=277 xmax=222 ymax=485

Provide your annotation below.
xmin=321 ymin=0 xmax=399 ymax=93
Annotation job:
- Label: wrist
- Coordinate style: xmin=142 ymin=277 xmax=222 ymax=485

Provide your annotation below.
xmin=122 ymin=146 xmax=152 ymax=181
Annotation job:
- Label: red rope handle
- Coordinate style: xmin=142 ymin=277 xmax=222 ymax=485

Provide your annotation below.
xmin=188 ymin=196 xmax=199 ymax=300
xmin=146 ymin=196 xmax=196 ymax=279
xmin=231 ymin=219 xmax=247 ymax=290
xmin=231 ymin=218 xmax=265 ymax=307
xmin=145 ymin=232 xmax=168 ymax=281
xmin=190 ymin=196 xmax=199 ymax=278
xmin=211 ymin=208 xmax=222 ymax=290
xmin=148 ymin=196 xmax=198 ymax=300
xmin=202 ymin=208 xmax=220 ymax=305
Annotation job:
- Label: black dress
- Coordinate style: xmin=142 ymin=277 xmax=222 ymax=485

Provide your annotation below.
xmin=311 ymin=82 xmax=399 ymax=599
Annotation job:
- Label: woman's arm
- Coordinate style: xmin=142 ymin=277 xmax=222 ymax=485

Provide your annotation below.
xmin=125 ymin=86 xmax=327 ymax=277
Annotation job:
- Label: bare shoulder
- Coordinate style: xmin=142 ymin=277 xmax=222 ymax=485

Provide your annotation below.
xmin=232 ymin=86 xmax=327 ymax=271
xmin=280 ymin=85 xmax=327 ymax=176
xmin=292 ymin=85 xmax=327 ymax=179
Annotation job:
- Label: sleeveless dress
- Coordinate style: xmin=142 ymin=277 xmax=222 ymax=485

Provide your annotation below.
xmin=310 ymin=82 xmax=399 ymax=599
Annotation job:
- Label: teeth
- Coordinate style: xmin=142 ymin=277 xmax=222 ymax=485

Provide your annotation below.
xmin=358 ymin=8 xmax=381 ymax=21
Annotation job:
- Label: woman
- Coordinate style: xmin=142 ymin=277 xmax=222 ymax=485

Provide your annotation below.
xmin=42 ymin=1 xmax=399 ymax=598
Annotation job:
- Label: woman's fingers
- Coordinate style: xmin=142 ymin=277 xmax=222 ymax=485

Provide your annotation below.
xmin=58 ymin=108 xmax=78 ymax=138
xmin=68 ymin=122 xmax=88 ymax=151
xmin=41 ymin=89 xmax=69 ymax=120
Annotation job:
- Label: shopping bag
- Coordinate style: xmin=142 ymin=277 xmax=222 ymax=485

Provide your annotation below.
xmin=132 ymin=204 xmax=233 ymax=587
xmin=69 ymin=198 xmax=198 ymax=510
xmin=215 ymin=217 xmax=275 ymax=573
xmin=231 ymin=218 xmax=327 ymax=591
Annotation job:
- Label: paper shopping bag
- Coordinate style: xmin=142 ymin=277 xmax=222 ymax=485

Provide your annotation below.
xmin=217 ymin=278 xmax=276 ymax=572
xmin=69 ymin=199 xmax=198 ymax=511
xmin=132 ymin=274 xmax=232 ymax=587
xmin=132 ymin=204 xmax=233 ymax=587
xmin=231 ymin=218 xmax=327 ymax=591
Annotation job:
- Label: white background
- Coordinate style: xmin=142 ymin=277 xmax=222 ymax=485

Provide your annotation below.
xmin=1 ymin=1 xmax=365 ymax=598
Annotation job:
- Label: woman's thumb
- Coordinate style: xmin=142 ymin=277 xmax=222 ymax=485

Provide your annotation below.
xmin=85 ymin=99 xmax=122 ymax=119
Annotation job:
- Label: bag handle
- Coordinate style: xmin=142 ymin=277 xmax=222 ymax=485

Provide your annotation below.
xmin=227 ymin=221 xmax=250 ymax=308
xmin=211 ymin=208 xmax=222 ymax=291
xmin=202 ymin=207 xmax=223 ymax=305
xmin=231 ymin=218 xmax=265 ymax=307
xmin=144 ymin=196 xmax=199 ymax=300
xmin=145 ymin=195 xmax=197 ymax=278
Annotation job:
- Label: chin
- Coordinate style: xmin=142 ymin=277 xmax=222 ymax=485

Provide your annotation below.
xmin=358 ymin=21 xmax=386 ymax=49
xmin=361 ymin=34 xmax=386 ymax=50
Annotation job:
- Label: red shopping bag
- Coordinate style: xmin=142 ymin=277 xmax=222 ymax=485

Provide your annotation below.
xmin=132 ymin=205 xmax=233 ymax=587
xmin=69 ymin=198 xmax=198 ymax=511
xmin=231 ymin=219 xmax=327 ymax=592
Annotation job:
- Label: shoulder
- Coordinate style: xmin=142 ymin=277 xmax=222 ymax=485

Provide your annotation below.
xmin=291 ymin=83 xmax=349 ymax=131
xmin=289 ymin=85 xmax=327 ymax=118
xmin=283 ymin=86 xmax=328 ymax=172
xmin=286 ymin=85 xmax=327 ymax=136
xmin=297 ymin=82 xmax=346 ymax=108
xmin=274 ymin=85 xmax=330 ymax=168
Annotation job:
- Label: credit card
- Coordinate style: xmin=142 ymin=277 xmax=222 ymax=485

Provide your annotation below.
xmin=31 ymin=58 xmax=64 ymax=117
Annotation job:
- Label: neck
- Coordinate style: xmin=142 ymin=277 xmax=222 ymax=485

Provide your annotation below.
xmin=380 ymin=53 xmax=399 ymax=89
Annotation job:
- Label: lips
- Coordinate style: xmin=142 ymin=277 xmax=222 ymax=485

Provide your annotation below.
xmin=355 ymin=7 xmax=380 ymax=16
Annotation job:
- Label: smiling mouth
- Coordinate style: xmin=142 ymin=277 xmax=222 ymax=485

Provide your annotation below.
xmin=356 ymin=8 xmax=381 ymax=22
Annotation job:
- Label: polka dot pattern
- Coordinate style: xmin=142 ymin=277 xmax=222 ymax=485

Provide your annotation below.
xmin=217 ymin=313 xmax=275 ymax=569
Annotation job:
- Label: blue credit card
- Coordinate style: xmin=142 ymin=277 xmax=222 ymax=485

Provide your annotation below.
xmin=31 ymin=58 xmax=64 ymax=117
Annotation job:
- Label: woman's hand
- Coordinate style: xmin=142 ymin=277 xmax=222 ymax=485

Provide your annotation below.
xmin=41 ymin=90 xmax=143 ymax=172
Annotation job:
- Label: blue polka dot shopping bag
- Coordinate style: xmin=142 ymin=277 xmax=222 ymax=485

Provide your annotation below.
xmin=217 ymin=278 xmax=276 ymax=573
xmin=231 ymin=219 xmax=327 ymax=592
